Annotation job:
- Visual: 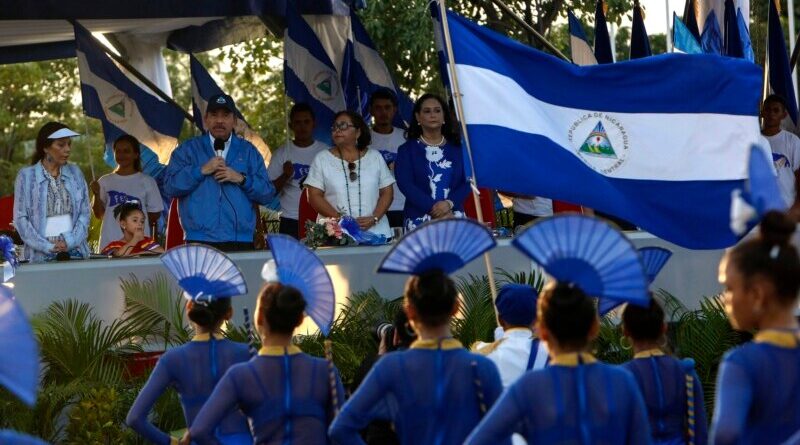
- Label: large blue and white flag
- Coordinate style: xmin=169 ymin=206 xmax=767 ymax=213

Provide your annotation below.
xmin=442 ymin=9 xmax=763 ymax=249
xmin=594 ymin=0 xmax=614 ymax=64
xmin=190 ymin=55 xmax=271 ymax=164
xmin=768 ymin=0 xmax=799 ymax=126
xmin=283 ymin=3 xmax=348 ymax=144
xmin=568 ymin=12 xmax=597 ymax=66
xmin=343 ymin=9 xmax=413 ymax=127
xmin=74 ymin=23 xmax=184 ymax=167
xmin=673 ymin=13 xmax=703 ymax=54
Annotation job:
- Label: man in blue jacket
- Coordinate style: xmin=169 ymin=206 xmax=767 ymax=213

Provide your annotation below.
xmin=164 ymin=94 xmax=274 ymax=251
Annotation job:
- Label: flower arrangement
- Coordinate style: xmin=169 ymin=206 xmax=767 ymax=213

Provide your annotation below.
xmin=304 ymin=218 xmax=357 ymax=249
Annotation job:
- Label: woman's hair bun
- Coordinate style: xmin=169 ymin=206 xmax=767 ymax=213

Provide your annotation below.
xmin=759 ymin=210 xmax=796 ymax=247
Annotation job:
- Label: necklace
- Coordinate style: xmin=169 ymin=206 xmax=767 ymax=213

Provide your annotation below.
xmin=419 ymin=134 xmax=446 ymax=147
xmin=337 ymin=148 xmax=362 ymax=217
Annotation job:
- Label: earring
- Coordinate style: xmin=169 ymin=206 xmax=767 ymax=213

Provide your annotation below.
xmin=619 ymin=336 xmax=632 ymax=351
xmin=658 ymin=336 xmax=669 ymax=350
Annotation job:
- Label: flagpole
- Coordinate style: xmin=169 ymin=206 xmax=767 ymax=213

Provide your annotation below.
xmin=486 ymin=0 xmax=570 ymax=62
xmin=436 ymin=0 xmax=498 ymax=302
xmin=70 ymin=20 xmax=195 ymax=124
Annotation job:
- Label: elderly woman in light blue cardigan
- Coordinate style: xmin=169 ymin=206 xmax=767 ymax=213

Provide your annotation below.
xmin=13 ymin=122 xmax=90 ymax=262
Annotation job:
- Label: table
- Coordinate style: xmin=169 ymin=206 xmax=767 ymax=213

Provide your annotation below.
xmin=11 ymin=233 xmax=725 ymax=328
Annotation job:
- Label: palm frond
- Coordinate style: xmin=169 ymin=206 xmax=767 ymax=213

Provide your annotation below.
xmin=452 ymin=274 xmax=497 ymax=348
xmin=34 ymin=300 xmax=144 ymax=386
xmin=120 ymin=273 xmax=192 ymax=347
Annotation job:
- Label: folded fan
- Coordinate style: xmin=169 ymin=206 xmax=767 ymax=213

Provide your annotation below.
xmin=0 ymin=286 xmax=39 ymax=407
xmin=513 ymin=214 xmax=648 ymax=307
xmin=377 ymin=219 xmax=496 ymax=275
xmin=161 ymin=244 xmax=247 ymax=302
xmin=730 ymin=145 xmax=788 ymax=236
xmin=265 ymin=234 xmax=335 ymax=336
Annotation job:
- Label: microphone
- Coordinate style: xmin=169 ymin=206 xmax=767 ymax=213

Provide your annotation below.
xmin=214 ymin=138 xmax=225 ymax=157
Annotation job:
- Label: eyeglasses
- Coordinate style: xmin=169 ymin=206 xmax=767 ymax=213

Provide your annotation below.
xmin=331 ymin=122 xmax=356 ymax=132
xmin=347 ymin=162 xmax=358 ymax=181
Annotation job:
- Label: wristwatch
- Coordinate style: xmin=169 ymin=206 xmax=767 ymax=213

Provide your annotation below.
xmin=372 ymin=215 xmax=379 ymax=225
xmin=238 ymin=172 xmax=247 ymax=186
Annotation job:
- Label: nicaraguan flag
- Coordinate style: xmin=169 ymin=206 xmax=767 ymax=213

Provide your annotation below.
xmin=343 ymin=9 xmax=413 ymax=127
xmin=190 ymin=55 xmax=271 ymax=164
xmin=594 ymin=0 xmax=614 ymax=64
xmin=630 ymin=3 xmax=652 ymax=59
xmin=568 ymin=12 xmax=597 ymax=66
xmin=74 ymin=23 xmax=184 ymax=166
xmin=284 ymin=2 xmax=347 ymax=144
xmin=443 ymin=9 xmax=763 ymax=249
xmin=701 ymin=10 xmax=723 ymax=55
xmin=673 ymin=13 xmax=703 ymax=54
xmin=768 ymin=0 xmax=798 ymax=125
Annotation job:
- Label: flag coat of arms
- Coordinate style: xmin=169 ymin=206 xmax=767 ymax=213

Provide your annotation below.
xmin=441 ymin=9 xmax=763 ymax=249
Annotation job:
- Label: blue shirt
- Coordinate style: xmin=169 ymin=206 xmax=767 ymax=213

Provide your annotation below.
xmin=395 ymin=140 xmax=470 ymax=226
xmin=711 ymin=330 xmax=800 ymax=445
xmin=465 ymin=352 xmax=652 ymax=445
xmin=191 ymin=346 xmax=344 ymax=445
xmin=126 ymin=335 xmax=252 ymax=445
xmin=329 ymin=338 xmax=508 ymax=445
xmin=622 ymin=351 xmax=707 ymax=445
xmin=163 ymin=133 xmax=274 ymax=243
xmin=13 ymin=162 xmax=90 ymax=262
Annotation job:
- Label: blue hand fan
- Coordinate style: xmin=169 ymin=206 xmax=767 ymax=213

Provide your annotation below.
xmin=161 ymin=244 xmax=247 ymax=302
xmin=267 ymin=234 xmax=335 ymax=336
xmin=0 ymin=286 xmax=39 ymax=407
xmin=639 ymin=247 xmax=672 ymax=284
xmin=0 ymin=431 xmax=49 ymax=445
xmin=377 ymin=219 xmax=496 ymax=275
xmin=598 ymin=247 xmax=671 ymax=315
xmin=513 ymin=215 xmax=648 ymax=307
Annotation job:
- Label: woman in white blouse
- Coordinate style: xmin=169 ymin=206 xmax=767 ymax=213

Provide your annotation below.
xmin=304 ymin=111 xmax=394 ymax=238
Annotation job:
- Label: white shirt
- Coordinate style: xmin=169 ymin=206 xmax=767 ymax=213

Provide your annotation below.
xmin=267 ymin=140 xmax=328 ymax=220
xmin=369 ymin=127 xmax=407 ymax=213
xmin=304 ymin=148 xmax=396 ymax=238
xmin=208 ymin=133 xmax=232 ymax=159
xmin=764 ymin=130 xmax=800 ymax=207
xmin=481 ymin=328 xmax=548 ymax=388
xmin=512 ymin=197 xmax=553 ymax=218
xmin=97 ymin=172 xmax=163 ymax=251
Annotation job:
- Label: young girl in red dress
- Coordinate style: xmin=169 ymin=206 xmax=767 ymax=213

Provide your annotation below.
xmin=100 ymin=201 xmax=163 ymax=256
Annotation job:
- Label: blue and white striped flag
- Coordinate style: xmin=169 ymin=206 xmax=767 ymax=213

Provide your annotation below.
xmin=74 ymin=23 xmax=184 ymax=167
xmin=568 ymin=12 xmax=597 ymax=66
xmin=343 ymin=9 xmax=413 ymax=127
xmin=284 ymin=3 xmax=348 ymax=145
xmin=190 ymin=55 xmax=271 ymax=164
xmin=442 ymin=9 xmax=763 ymax=249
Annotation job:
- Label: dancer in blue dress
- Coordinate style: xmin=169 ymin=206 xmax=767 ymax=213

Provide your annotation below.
xmin=329 ymin=219 xmax=507 ymax=445
xmin=126 ymin=245 xmax=252 ymax=445
xmin=621 ymin=299 xmax=707 ymax=445
xmin=466 ymin=214 xmax=653 ymax=445
xmin=711 ymin=211 xmax=800 ymax=444
xmin=188 ymin=234 xmax=343 ymax=445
